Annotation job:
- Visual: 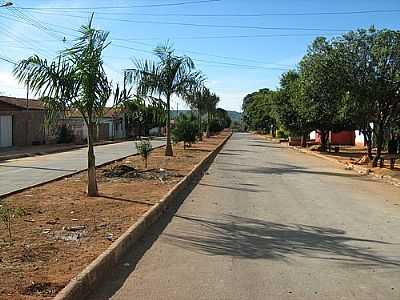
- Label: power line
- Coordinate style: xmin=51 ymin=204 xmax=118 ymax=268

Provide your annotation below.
xmin=113 ymin=33 xmax=337 ymax=41
xmin=114 ymin=39 xmax=294 ymax=67
xmin=0 ymin=55 xmax=17 ymax=65
xmin=18 ymin=10 xmax=349 ymax=31
xmin=52 ymin=9 xmax=400 ymax=17
xmin=20 ymin=11 xmax=343 ymax=39
xmin=111 ymin=43 xmax=290 ymax=71
xmin=16 ymin=0 xmax=222 ymax=11
xmin=44 ymin=15 xmax=350 ymax=32
xmin=22 ymin=7 xmax=400 ymax=17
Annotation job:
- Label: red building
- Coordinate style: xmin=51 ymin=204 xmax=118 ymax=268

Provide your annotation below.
xmin=313 ymin=130 xmax=355 ymax=146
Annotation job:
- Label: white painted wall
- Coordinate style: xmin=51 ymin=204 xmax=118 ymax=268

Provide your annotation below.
xmin=355 ymin=130 xmax=365 ymax=146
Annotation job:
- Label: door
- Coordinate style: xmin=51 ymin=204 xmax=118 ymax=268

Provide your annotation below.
xmin=0 ymin=115 xmax=13 ymax=148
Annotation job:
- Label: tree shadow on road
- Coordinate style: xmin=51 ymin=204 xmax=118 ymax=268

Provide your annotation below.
xmin=219 ymin=165 xmax=366 ymax=179
xmin=199 ymin=183 xmax=270 ymax=193
xmin=163 ymin=214 xmax=400 ymax=268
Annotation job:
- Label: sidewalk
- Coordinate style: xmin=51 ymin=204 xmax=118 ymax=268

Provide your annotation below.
xmin=0 ymin=139 xmax=127 ymax=162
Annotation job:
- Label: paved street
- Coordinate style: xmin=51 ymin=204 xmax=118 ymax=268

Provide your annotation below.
xmin=0 ymin=139 xmax=165 ymax=197
xmin=91 ymin=133 xmax=400 ymax=300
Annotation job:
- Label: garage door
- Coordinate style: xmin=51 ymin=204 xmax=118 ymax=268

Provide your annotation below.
xmin=0 ymin=115 xmax=13 ymax=148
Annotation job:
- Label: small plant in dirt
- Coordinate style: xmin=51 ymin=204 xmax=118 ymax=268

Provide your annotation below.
xmin=136 ymin=139 xmax=153 ymax=169
xmin=0 ymin=205 xmax=25 ymax=242
xmin=172 ymin=114 xmax=198 ymax=149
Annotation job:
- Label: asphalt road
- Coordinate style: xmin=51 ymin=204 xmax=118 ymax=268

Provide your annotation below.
xmin=90 ymin=133 xmax=400 ymax=300
xmin=0 ymin=139 xmax=165 ymax=197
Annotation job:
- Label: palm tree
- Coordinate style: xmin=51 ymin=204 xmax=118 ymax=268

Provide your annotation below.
xmin=13 ymin=15 xmax=112 ymax=197
xmin=184 ymin=84 xmax=208 ymax=141
xmin=124 ymin=43 xmax=201 ymax=156
xmin=205 ymin=92 xmax=220 ymax=137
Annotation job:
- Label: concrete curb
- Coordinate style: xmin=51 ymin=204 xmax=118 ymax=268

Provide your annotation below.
xmin=0 ymin=144 xmax=165 ymax=200
xmin=53 ymin=132 xmax=233 ymax=300
xmin=289 ymin=145 xmax=400 ymax=188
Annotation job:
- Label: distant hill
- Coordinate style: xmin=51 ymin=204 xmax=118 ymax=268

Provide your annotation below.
xmin=171 ymin=110 xmax=242 ymax=123
xmin=227 ymin=111 xmax=242 ymax=123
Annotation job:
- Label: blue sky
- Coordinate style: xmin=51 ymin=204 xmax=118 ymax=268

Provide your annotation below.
xmin=0 ymin=0 xmax=399 ymax=111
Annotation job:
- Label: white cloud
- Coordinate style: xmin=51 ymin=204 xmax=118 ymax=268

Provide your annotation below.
xmin=0 ymin=70 xmax=26 ymax=97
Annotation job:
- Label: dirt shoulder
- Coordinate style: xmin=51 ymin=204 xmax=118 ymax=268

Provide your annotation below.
xmin=0 ymin=132 xmax=229 ymax=300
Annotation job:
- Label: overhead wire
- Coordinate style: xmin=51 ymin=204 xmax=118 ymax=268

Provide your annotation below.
xmin=113 ymin=39 xmax=294 ymax=67
xmin=111 ymin=43 xmax=290 ymax=71
xmin=15 ymin=0 xmax=222 ymax=11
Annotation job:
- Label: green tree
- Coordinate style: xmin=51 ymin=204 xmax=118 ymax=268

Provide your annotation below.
xmin=125 ymin=43 xmax=201 ymax=156
xmin=183 ymin=80 xmax=207 ymax=141
xmin=172 ymin=114 xmax=198 ymax=149
xmin=336 ymin=28 xmax=400 ymax=165
xmin=204 ymin=92 xmax=220 ymax=137
xmin=13 ymin=16 xmax=112 ymax=196
xmin=299 ymin=37 xmax=348 ymax=152
xmin=273 ymin=70 xmax=312 ymax=147
xmin=242 ymin=89 xmax=277 ymax=135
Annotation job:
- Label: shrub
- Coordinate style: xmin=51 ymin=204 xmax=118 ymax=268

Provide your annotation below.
xmin=0 ymin=205 xmax=25 ymax=242
xmin=208 ymin=119 xmax=224 ymax=134
xmin=172 ymin=115 xmax=198 ymax=149
xmin=276 ymin=129 xmax=289 ymax=139
xmin=135 ymin=139 xmax=152 ymax=169
xmin=57 ymin=124 xmax=74 ymax=144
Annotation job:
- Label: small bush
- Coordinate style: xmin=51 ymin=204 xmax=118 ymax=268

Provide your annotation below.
xmin=135 ymin=139 xmax=152 ymax=169
xmin=0 ymin=205 xmax=25 ymax=241
xmin=208 ymin=119 xmax=224 ymax=134
xmin=172 ymin=115 xmax=198 ymax=149
xmin=276 ymin=129 xmax=289 ymax=139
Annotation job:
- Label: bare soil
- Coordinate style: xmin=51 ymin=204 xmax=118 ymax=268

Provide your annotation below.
xmin=0 ymin=132 xmax=229 ymax=300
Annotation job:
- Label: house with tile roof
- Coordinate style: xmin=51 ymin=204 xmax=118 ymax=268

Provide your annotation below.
xmin=0 ymin=96 xmax=47 ymax=148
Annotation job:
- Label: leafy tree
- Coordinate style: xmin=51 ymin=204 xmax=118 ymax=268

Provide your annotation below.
xmin=273 ymin=70 xmax=312 ymax=146
xmin=13 ymin=16 xmax=112 ymax=196
xmin=215 ymin=108 xmax=232 ymax=129
xmin=125 ymin=43 xmax=201 ymax=156
xmin=298 ymin=37 xmax=349 ymax=152
xmin=336 ymin=28 xmax=400 ymax=165
xmin=242 ymin=89 xmax=277 ymax=135
xmin=123 ymin=96 xmax=166 ymax=137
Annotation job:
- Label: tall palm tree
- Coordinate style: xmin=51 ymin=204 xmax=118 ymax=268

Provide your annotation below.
xmin=205 ymin=92 xmax=220 ymax=137
xmin=13 ymin=15 xmax=112 ymax=197
xmin=184 ymin=84 xmax=208 ymax=141
xmin=124 ymin=43 xmax=201 ymax=156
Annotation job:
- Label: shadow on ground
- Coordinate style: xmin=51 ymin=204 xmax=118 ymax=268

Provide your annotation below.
xmin=163 ymin=214 xmax=399 ymax=267
xmin=218 ymin=164 xmax=365 ymax=179
xmin=87 ymin=179 xmax=203 ymax=300
xmin=199 ymin=183 xmax=270 ymax=193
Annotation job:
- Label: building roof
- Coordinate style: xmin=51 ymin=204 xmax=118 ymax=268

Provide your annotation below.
xmin=0 ymin=96 xmax=45 ymax=110
xmin=65 ymin=107 xmax=123 ymax=119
